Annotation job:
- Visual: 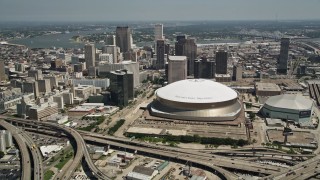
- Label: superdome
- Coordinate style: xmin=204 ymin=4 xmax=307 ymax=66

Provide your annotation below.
xmin=149 ymin=79 xmax=242 ymax=121
xmin=156 ymin=79 xmax=238 ymax=104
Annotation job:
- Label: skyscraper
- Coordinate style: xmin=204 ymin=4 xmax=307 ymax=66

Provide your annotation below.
xmin=277 ymin=38 xmax=290 ymax=74
xmin=183 ymin=38 xmax=197 ymax=76
xmin=194 ymin=59 xmax=215 ymax=79
xmin=156 ymin=39 xmax=165 ymax=69
xmin=175 ymin=35 xmax=186 ymax=56
xmin=106 ymin=35 xmax=116 ymax=45
xmin=116 ymin=26 xmax=132 ymax=53
xmin=232 ymin=64 xmax=243 ymax=81
xmin=85 ymin=44 xmax=96 ymax=68
xmin=109 ymin=70 xmax=134 ymax=106
xmin=215 ymin=51 xmax=228 ymax=74
xmin=0 ymin=60 xmax=5 ymax=82
xmin=154 ymin=24 xmax=164 ymax=40
xmin=168 ymin=56 xmax=187 ymax=84
xmin=102 ymin=45 xmax=119 ymax=63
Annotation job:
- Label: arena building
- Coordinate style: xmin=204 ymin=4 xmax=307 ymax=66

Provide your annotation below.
xmin=261 ymin=94 xmax=314 ymax=124
xmin=149 ymin=79 xmax=242 ymax=121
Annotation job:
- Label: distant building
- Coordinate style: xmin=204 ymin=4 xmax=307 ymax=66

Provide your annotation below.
xmin=0 ymin=60 xmax=6 ymax=82
xmin=194 ymin=59 xmax=215 ymax=79
xmin=154 ymin=24 xmax=164 ymax=40
xmin=183 ymin=38 xmax=197 ymax=75
xmin=98 ymin=61 xmax=140 ymax=87
xmin=102 ymin=45 xmax=120 ymax=63
xmin=4 ymin=131 xmax=13 ymax=148
xmin=109 ymin=70 xmax=134 ymax=106
xmin=53 ymin=96 xmax=64 ymax=109
xmin=37 ymin=79 xmax=51 ymax=94
xmin=105 ymin=35 xmax=116 ymax=45
xmin=175 ymin=35 xmax=186 ymax=56
xmin=71 ymin=78 xmax=110 ymax=89
xmin=215 ymin=51 xmax=228 ymax=74
xmin=168 ymin=56 xmax=187 ymax=84
xmin=232 ymin=64 xmax=242 ymax=81
xmin=156 ymin=39 xmax=165 ymax=69
xmin=277 ymin=38 xmax=290 ymax=74
xmin=126 ymin=165 xmax=158 ymax=180
xmin=28 ymin=69 xmax=43 ymax=80
xmin=116 ymin=26 xmax=132 ymax=53
xmin=85 ymin=43 xmax=96 ymax=68
xmin=0 ymin=131 xmax=6 ymax=153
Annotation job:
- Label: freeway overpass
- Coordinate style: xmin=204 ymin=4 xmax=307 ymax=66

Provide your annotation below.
xmin=2 ymin=116 xmax=111 ymax=180
xmin=0 ymin=120 xmax=31 ymax=180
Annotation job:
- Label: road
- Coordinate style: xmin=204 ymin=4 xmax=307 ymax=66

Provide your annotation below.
xmin=19 ymin=128 xmax=43 ymax=180
xmin=1 ymin=116 xmax=110 ymax=180
xmin=0 ymin=120 xmax=31 ymax=180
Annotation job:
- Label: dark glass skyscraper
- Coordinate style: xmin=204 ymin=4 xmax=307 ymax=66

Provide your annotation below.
xmin=277 ymin=38 xmax=290 ymax=74
xmin=109 ymin=70 xmax=134 ymax=106
xmin=116 ymin=26 xmax=132 ymax=53
xmin=156 ymin=39 xmax=165 ymax=69
xmin=194 ymin=59 xmax=215 ymax=79
xmin=215 ymin=51 xmax=228 ymax=74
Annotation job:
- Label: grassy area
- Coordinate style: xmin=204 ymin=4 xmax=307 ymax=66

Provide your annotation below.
xmin=78 ymin=116 xmax=105 ymax=132
xmin=108 ymin=119 xmax=125 ymax=135
xmin=54 ymin=151 xmax=74 ymax=170
xmin=44 ymin=170 xmax=54 ymax=180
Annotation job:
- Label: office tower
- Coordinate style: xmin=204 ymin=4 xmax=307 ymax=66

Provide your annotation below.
xmin=23 ymin=81 xmax=39 ymax=98
xmin=109 ymin=70 xmax=134 ymax=106
xmin=73 ymin=64 xmax=83 ymax=72
xmin=85 ymin=43 xmax=96 ymax=68
xmin=71 ymin=55 xmax=80 ymax=64
xmin=98 ymin=61 xmax=140 ymax=87
xmin=102 ymin=45 xmax=119 ymax=63
xmin=156 ymin=39 xmax=165 ymax=69
xmin=116 ymin=26 xmax=132 ymax=53
xmin=123 ymin=49 xmax=137 ymax=62
xmin=0 ymin=60 xmax=5 ymax=82
xmin=106 ymin=35 xmax=116 ymax=45
xmin=232 ymin=64 xmax=243 ymax=81
xmin=154 ymin=24 xmax=164 ymax=40
xmin=168 ymin=56 xmax=187 ymax=84
xmin=15 ymin=63 xmax=25 ymax=72
xmin=175 ymin=35 xmax=186 ymax=56
xmin=183 ymin=38 xmax=197 ymax=76
xmin=37 ymin=79 xmax=51 ymax=94
xmin=88 ymin=66 xmax=97 ymax=78
xmin=194 ymin=59 xmax=215 ymax=79
xmin=277 ymin=38 xmax=290 ymax=74
xmin=44 ymin=76 xmax=58 ymax=89
xmin=0 ymin=131 xmax=6 ymax=152
xmin=215 ymin=51 xmax=228 ymax=74
xmin=28 ymin=69 xmax=43 ymax=80
xmin=53 ymin=95 xmax=64 ymax=109
xmin=4 ymin=131 xmax=13 ymax=148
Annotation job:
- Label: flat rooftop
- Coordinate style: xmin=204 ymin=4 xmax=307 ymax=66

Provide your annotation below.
xmin=168 ymin=56 xmax=187 ymax=61
xmin=255 ymin=82 xmax=281 ymax=92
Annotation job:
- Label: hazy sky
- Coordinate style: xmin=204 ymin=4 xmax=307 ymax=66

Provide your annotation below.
xmin=1 ymin=0 xmax=320 ymax=22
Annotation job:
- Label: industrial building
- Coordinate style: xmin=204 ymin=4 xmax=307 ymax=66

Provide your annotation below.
xmin=149 ymin=79 xmax=242 ymax=121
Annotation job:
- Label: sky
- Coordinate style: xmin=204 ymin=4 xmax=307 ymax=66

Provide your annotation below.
xmin=1 ymin=0 xmax=320 ymax=22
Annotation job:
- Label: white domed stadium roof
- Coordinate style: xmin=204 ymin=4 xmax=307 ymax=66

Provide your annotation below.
xmin=265 ymin=94 xmax=313 ymax=110
xmin=156 ymin=79 xmax=238 ymax=104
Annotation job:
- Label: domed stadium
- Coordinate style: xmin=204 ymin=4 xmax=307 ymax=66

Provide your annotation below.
xmin=149 ymin=79 xmax=242 ymax=121
xmin=261 ymin=94 xmax=314 ymax=124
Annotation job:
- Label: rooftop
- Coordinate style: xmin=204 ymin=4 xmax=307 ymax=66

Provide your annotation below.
xmin=156 ymin=79 xmax=238 ymax=104
xmin=255 ymin=82 xmax=281 ymax=92
xmin=265 ymin=94 xmax=313 ymax=110
xmin=168 ymin=56 xmax=187 ymax=61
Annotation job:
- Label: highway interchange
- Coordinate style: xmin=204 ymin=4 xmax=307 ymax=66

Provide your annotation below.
xmin=2 ymin=114 xmax=320 ymax=180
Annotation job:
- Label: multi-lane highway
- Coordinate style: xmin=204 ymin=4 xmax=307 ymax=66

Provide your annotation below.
xmin=1 ymin=116 xmax=111 ymax=180
xmin=19 ymin=129 xmax=43 ymax=180
xmin=0 ymin=120 xmax=31 ymax=180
